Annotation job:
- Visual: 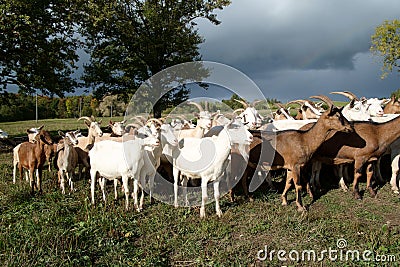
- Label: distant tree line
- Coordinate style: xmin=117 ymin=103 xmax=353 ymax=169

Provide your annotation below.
xmin=0 ymin=93 xmax=129 ymax=122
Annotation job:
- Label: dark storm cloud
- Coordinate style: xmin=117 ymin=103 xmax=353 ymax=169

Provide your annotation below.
xmin=195 ymin=0 xmax=400 ymax=100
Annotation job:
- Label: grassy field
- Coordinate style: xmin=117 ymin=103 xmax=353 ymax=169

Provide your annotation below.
xmin=0 ymin=118 xmax=399 ymax=266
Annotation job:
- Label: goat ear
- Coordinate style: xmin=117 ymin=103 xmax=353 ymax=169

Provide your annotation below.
xmin=98 ymin=119 xmax=102 ymax=124
xmin=361 ymin=98 xmax=367 ymax=105
xmin=38 ymin=125 xmax=44 ymax=130
xmin=193 ymin=112 xmax=199 ymax=118
xmin=327 ymin=105 xmax=338 ymax=116
xmin=349 ymin=99 xmax=355 ymax=108
xmin=58 ymin=130 xmax=65 ymax=137
xmin=109 ymin=120 xmax=113 ymax=125
xmin=84 ymin=121 xmax=90 ymax=128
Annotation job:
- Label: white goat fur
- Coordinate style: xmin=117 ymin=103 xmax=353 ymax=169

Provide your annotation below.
xmin=89 ymin=136 xmax=159 ymax=211
xmin=171 ymin=120 xmax=253 ymax=218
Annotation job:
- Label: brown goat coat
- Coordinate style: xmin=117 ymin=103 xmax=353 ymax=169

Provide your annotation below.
xmin=383 ymin=96 xmax=400 ymax=114
xmin=18 ymin=130 xmax=53 ymax=194
xmin=248 ymin=106 xmax=352 ymax=210
xmin=313 ymin=116 xmax=400 ymax=198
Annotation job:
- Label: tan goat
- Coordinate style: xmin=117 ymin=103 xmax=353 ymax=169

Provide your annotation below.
xmin=17 ymin=129 xmax=53 ymax=194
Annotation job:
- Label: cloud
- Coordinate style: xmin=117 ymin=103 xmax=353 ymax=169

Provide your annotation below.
xmin=195 ymin=0 xmax=400 ymax=99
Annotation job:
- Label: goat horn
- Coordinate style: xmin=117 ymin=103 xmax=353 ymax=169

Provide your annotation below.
xmin=251 ymin=100 xmax=262 ymax=106
xmin=205 ymin=101 xmax=209 ymax=111
xmin=187 ymin=101 xmax=204 ymax=112
xmin=330 ymin=91 xmax=359 ymax=101
xmin=234 ymin=99 xmax=249 ymax=108
xmin=275 ymin=103 xmax=287 ymax=109
xmin=233 ymin=108 xmax=245 ymax=114
xmin=131 ymin=117 xmax=145 ymax=126
xmin=125 ymin=123 xmax=142 ymax=129
xmin=286 ymin=100 xmax=306 ymax=107
xmin=147 ymin=118 xmax=163 ymax=125
xmin=78 ymin=116 xmax=93 ymax=123
xmin=310 ymin=95 xmax=334 ymax=108
xmin=177 ymin=115 xmax=187 ymax=120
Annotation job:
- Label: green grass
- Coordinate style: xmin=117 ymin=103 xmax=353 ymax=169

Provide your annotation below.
xmin=0 ymin=119 xmax=400 ymax=266
xmin=0 ymin=116 xmax=125 ymax=137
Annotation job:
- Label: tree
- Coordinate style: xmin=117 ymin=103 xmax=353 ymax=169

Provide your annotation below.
xmin=371 ymin=19 xmax=400 ymax=79
xmin=81 ymin=0 xmax=230 ymax=117
xmin=222 ymin=94 xmax=247 ymax=110
xmin=0 ymin=0 xmax=84 ymax=96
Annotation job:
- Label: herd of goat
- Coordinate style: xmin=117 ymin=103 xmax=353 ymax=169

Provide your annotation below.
xmin=5 ymin=91 xmax=400 ymax=218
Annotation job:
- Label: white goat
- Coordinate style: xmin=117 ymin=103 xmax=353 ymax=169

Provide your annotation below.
xmin=75 ymin=116 xmax=103 ymax=178
xmin=171 ymin=119 xmax=253 ymax=218
xmin=286 ymin=100 xmax=323 ymax=120
xmin=0 ymin=129 xmax=8 ymax=139
xmin=89 ymin=134 xmax=159 ymax=211
xmin=271 ymin=103 xmax=294 ymax=121
xmin=76 ymin=116 xmax=103 ymax=150
xmin=56 ymin=130 xmax=80 ymax=194
xmin=259 ymin=119 xmax=317 ymax=131
xmin=175 ymin=102 xmax=213 ymax=140
xmin=330 ymin=91 xmax=387 ymax=120
xmin=234 ymin=99 xmax=264 ymax=129
xmin=135 ymin=119 xmax=178 ymax=210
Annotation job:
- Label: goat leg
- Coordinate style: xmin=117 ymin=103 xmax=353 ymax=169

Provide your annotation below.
xmin=37 ymin=169 xmax=43 ymax=194
xmin=200 ymin=180 xmax=207 ymax=218
xmin=292 ymin=167 xmax=306 ymax=212
xmin=214 ymin=180 xmax=222 ymax=217
xmin=366 ymin=162 xmax=377 ymax=198
xmin=390 ymin=155 xmax=400 ymax=194
xmin=281 ymin=172 xmax=292 ymax=206
xmin=352 ymin=170 xmax=362 ymax=200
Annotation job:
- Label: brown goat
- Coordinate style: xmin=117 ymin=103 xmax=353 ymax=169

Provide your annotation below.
xmin=18 ymin=129 xmax=53 ymax=194
xmin=383 ymin=95 xmax=400 ymax=114
xmin=247 ymin=96 xmax=353 ymax=211
xmin=312 ymin=115 xmax=400 ymax=199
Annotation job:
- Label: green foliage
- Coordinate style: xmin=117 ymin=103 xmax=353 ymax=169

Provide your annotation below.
xmin=0 ymin=93 xmax=99 ymax=122
xmin=81 ymin=0 xmax=231 ymax=116
xmin=0 ymin=0 xmax=84 ymax=96
xmin=371 ymin=19 xmax=400 ymax=79
xmin=221 ymin=94 xmax=246 ymax=109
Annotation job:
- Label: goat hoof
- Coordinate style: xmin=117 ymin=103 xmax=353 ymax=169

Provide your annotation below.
xmin=368 ymin=187 xmax=377 ymax=198
xmin=297 ymin=206 xmax=307 ymax=212
xmin=200 ymin=208 xmax=206 ymax=218
xmin=353 ymin=192 xmax=362 ymax=200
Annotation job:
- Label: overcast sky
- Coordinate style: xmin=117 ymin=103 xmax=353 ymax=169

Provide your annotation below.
xmin=192 ymin=0 xmax=400 ymax=102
